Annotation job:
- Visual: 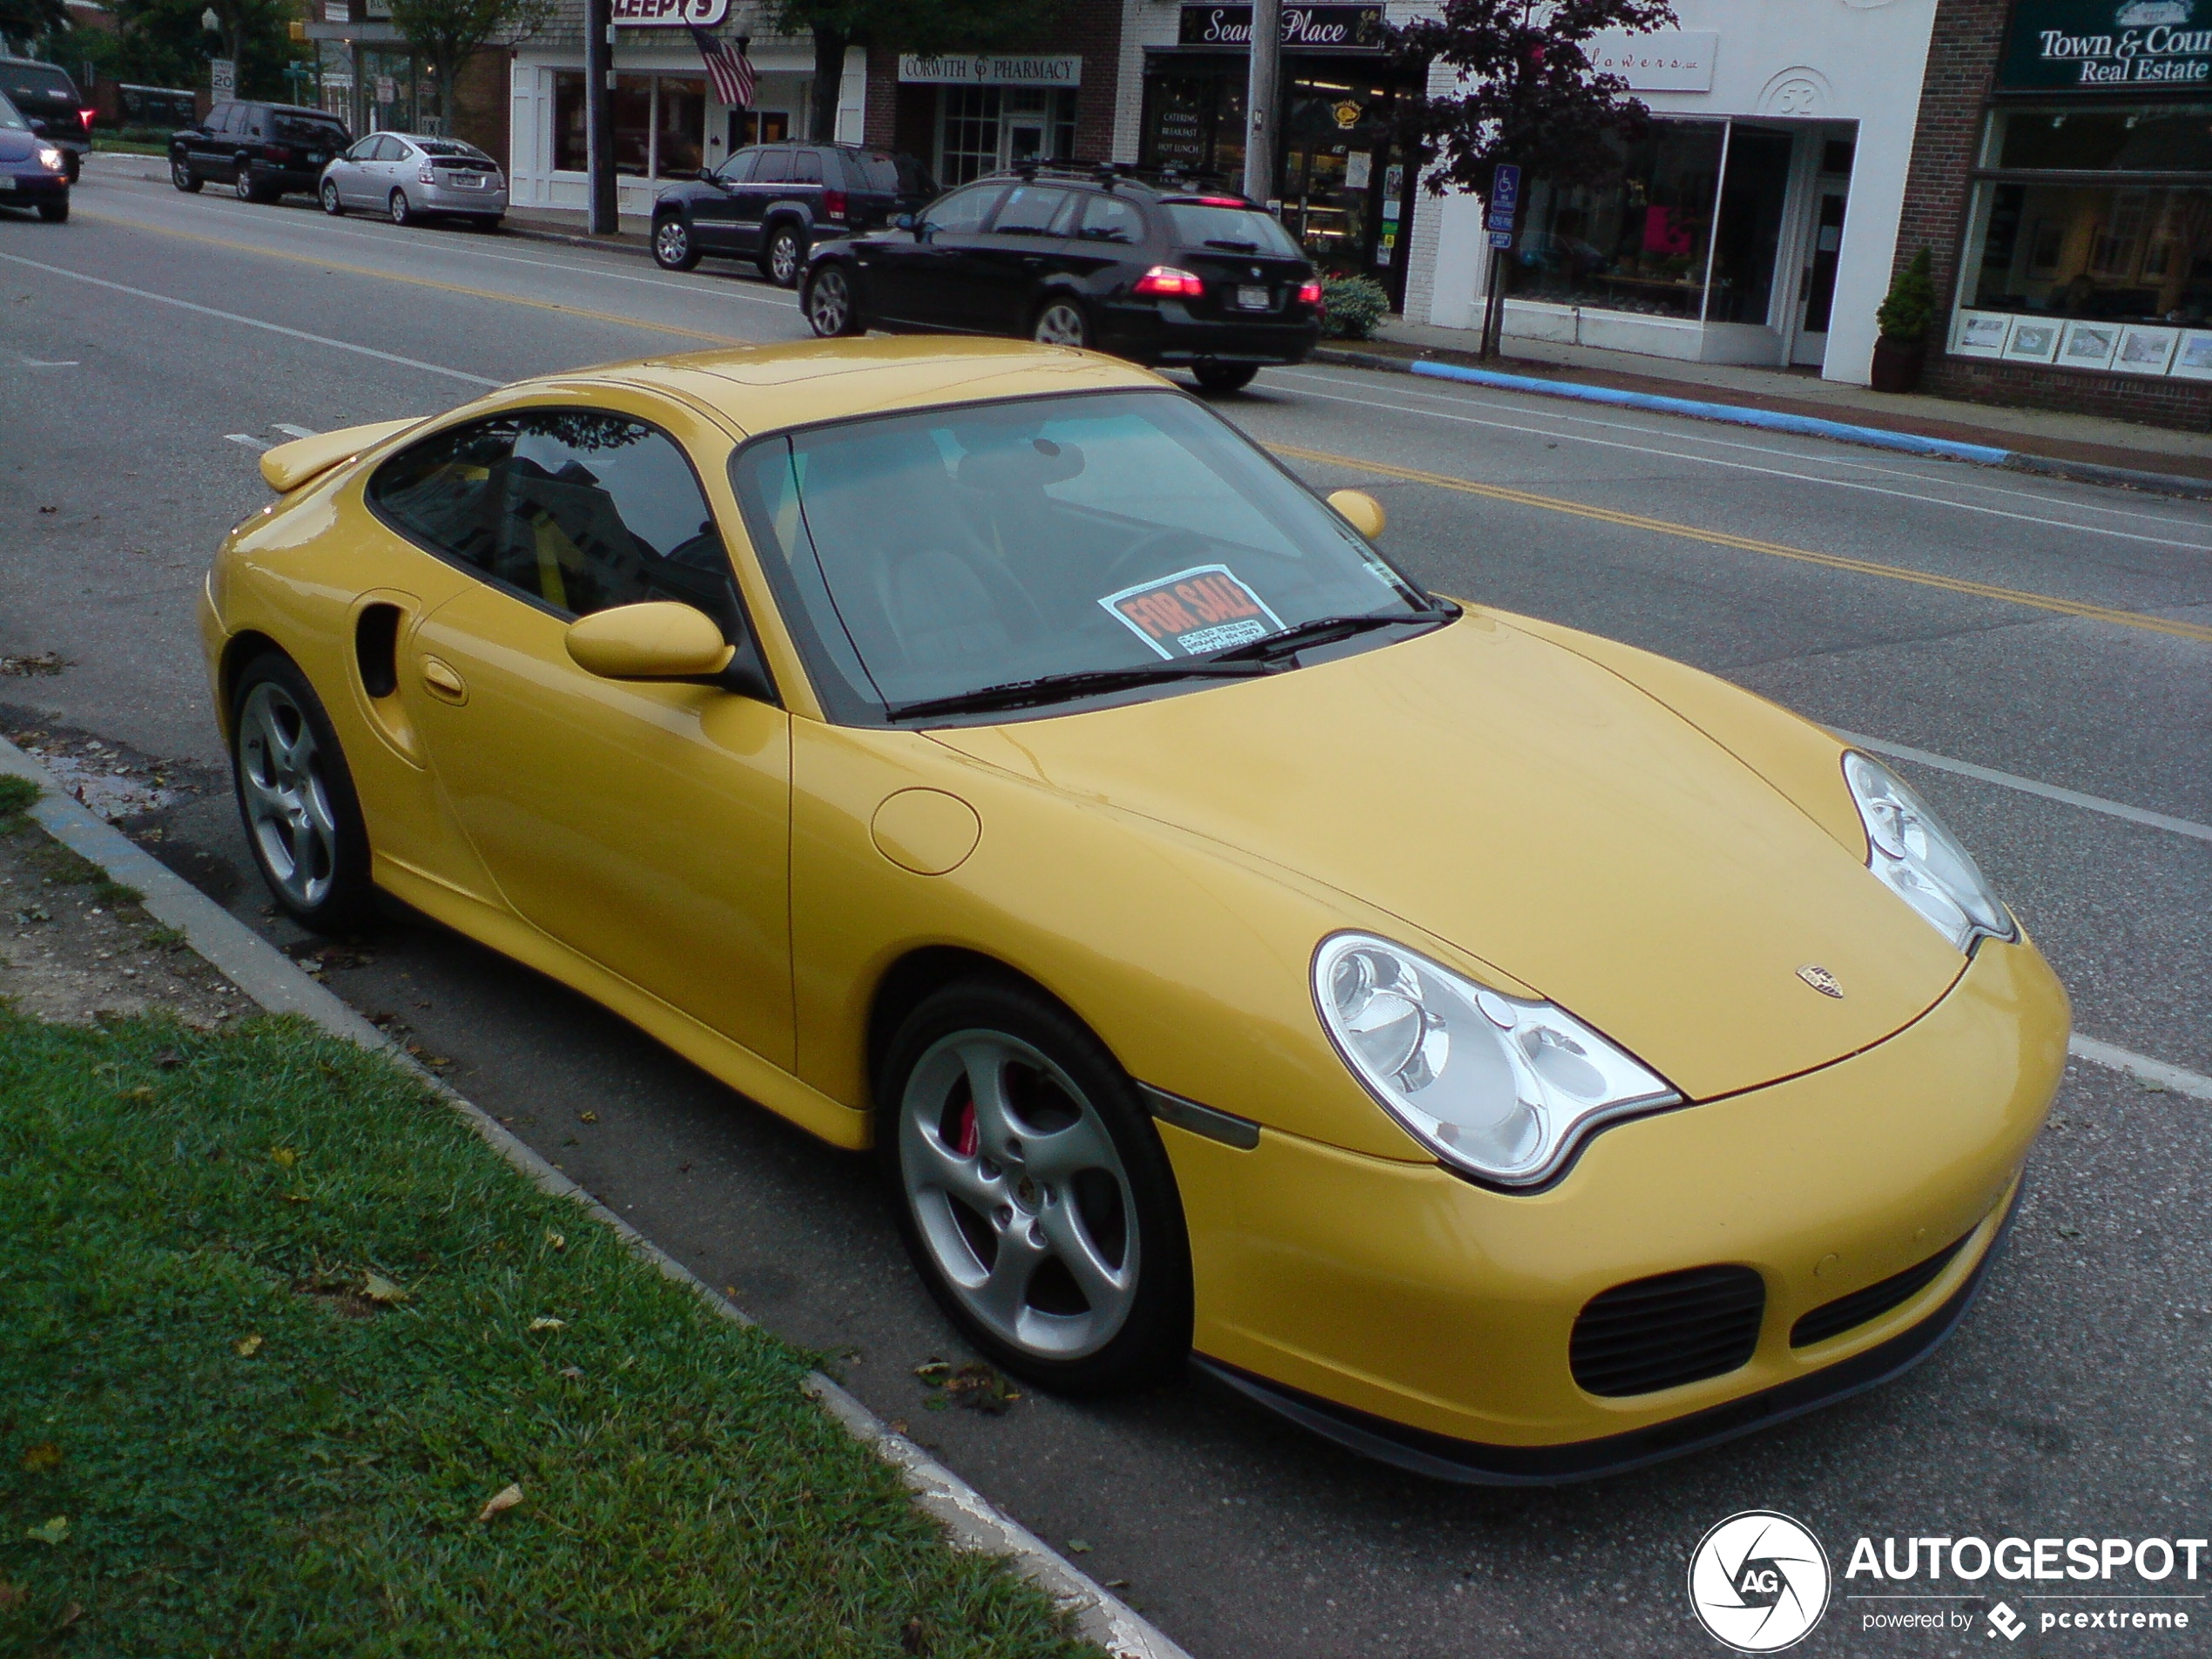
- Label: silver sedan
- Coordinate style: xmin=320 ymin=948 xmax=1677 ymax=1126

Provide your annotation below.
xmin=319 ymin=132 xmax=507 ymax=227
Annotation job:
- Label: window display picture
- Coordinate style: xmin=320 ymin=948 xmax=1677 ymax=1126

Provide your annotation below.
xmin=2168 ymin=329 xmax=2212 ymax=380
xmin=1953 ymin=309 xmax=2012 ymax=356
xmin=2057 ymin=318 xmax=2121 ymax=369
xmin=2001 ymin=316 xmax=2065 ymax=361
xmin=2114 ymin=323 xmax=2180 ymax=373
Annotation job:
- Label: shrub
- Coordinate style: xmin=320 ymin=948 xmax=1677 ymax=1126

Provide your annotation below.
xmin=1876 ymin=248 xmax=1936 ymax=345
xmin=1320 ymin=274 xmax=1391 ymax=340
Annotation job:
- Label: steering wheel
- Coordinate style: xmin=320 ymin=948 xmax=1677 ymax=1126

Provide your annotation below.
xmin=1105 ymin=526 xmax=1211 ymax=590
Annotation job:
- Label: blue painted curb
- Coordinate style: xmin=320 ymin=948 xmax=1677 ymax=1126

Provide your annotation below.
xmin=1406 ymin=359 xmax=2015 ymax=466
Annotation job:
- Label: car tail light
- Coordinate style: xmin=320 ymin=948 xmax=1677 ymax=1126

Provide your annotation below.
xmin=823 ymin=188 xmax=847 ymax=220
xmin=1134 ymin=265 xmax=1204 ymax=299
xmin=420 ymin=166 xmax=435 ymax=184
xmin=1197 ymin=195 xmax=1244 ymax=206
xmin=78 ymin=107 xmax=96 ymax=133
xmin=265 ymin=145 xmax=292 ymax=162
xmin=1298 ymin=279 xmax=1324 ymax=308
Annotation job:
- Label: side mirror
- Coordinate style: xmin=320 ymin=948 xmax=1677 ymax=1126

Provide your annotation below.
xmin=565 ymin=602 xmax=734 ymax=680
xmin=892 ymin=212 xmax=914 ymax=231
xmin=1326 ymin=489 xmax=1386 ymax=540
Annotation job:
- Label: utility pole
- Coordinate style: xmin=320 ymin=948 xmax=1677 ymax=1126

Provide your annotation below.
xmin=584 ymin=0 xmax=616 ymax=234
xmin=1242 ymin=0 xmax=1279 ymax=208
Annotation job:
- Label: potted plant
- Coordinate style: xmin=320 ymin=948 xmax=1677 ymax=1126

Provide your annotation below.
xmin=1871 ymin=248 xmax=1936 ymax=394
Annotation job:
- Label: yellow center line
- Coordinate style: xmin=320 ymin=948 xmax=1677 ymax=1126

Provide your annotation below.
xmin=1273 ymin=442 xmax=2212 ymax=645
xmin=73 ymin=206 xmax=750 ymax=347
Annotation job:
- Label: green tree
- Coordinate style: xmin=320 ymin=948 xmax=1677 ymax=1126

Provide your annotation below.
xmin=389 ymin=0 xmax=551 ymax=126
xmin=767 ymin=0 xmax=1058 ymax=145
xmin=0 ymin=0 xmax=69 ymax=57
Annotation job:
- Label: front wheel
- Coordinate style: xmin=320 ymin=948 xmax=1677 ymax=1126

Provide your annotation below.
xmin=233 ymin=160 xmax=255 ymax=201
xmin=320 ymin=178 xmax=344 ymax=216
xmin=1032 ymin=298 xmax=1089 ymax=349
xmin=652 ymin=213 xmax=700 ymax=271
xmin=803 ymin=263 xmax=863 ymax=336
xmin=230 ymin=654 xmax=376 ymax=934
xmin=1192 ymin=360 xmax=1260 ymax=394
xmin=879 ymin=978 xmax=1191 ymax=1395
xmin=171 ymin=157 xmax=202 ymax=192
xmin=63 ymin=152 xmax=79 ymax=184
xmin=763 ymin=223 xmax=804 ymax=287
xmin=388 ymin=188 xmax=414 ymax=226
xmin=37 ymin=198 xmax=67 ymax=223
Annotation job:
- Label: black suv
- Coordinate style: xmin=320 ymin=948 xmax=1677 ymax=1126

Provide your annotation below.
xmin=0 ymin=57 xmax=88 ymax=182
xmin=651 ymin=142 xmax=936 ymax=287
xmin=799 ymin=166 xmax=1323 ymax=392
xmin=171 ymin=100 xmax=352 ymax=202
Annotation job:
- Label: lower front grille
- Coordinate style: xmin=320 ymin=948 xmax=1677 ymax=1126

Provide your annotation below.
xmin=1791 ymin=1232 xmax=1972 ymax=1348
xmin=1570 ymin=1265 xmax=1766 ymax=1398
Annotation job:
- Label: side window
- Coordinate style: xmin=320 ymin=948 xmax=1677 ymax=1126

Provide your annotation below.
xmin=989 ymin=185 xmax=1070 ymax=237
xmin=718 ymin=150 xmax=757 ymax=183
xmin=368 ymin=415 xmax=516 ymax=576
xmin=374 ymin=135 xmax=403 ymax=161
xmin=754 ymin=147 xmax=793 ymax=184
xmin=922 ymin=185 xmax=1003 ymax=237
xmin=1077 ymin=193 xmax=1143 ymax=245
xmin=244 ymin=107 xmax=266 ymax=138
xmin=792 ymin=149 xmax=822 ymax=185
xmin=206 ymin=104 xmax=234 ymax=135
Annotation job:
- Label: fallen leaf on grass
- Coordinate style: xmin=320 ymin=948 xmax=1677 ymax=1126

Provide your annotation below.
xmin=476 ymin=1483 xmax=523 ymax=1522
xmin=577 ymin=1110 xmax=598 ymax=1123
xmin=528 ymin=1317 xmax=565 ymax=1332
xmin=543 ymin=1231 xmax=565 ymax=1251
xmin=19 ymin=1442 xmax=61 ymax=1474
xmin=234 ymin=1334 xmax=263 ymax=1357
xmin=900 ymin=1616 xmax=927 ymax=1655
xmin=57 ymin=1602 xmax=82 ymax=1628
xmin=24 ymin=1517 xmax=68 ymax=1546
xmin=559 ymin=1365 xmax=584 ymax=1380
xmin=119 ymin=1085 xmax=154 ymax=1103
xmin=269 ymin=1146 xmax=298 ymax=1169
xmin=154 ymin=1048 xmax=182 ymax=1069
xmin=361 ymin=1273 xmax=407 ymax=1305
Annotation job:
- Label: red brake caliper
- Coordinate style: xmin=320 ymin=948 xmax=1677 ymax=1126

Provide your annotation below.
xmin=953 ymin=1087 xmax=980 ymax=1158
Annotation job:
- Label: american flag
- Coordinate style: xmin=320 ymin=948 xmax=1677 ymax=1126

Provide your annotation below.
xmin=690 ymin=27 xmax=755 ymax=109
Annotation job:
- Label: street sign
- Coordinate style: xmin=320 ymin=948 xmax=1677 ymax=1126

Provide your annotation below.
xmin=209 ymin=57 xmax=235 ymax=102
xmin=1488 ymin=229 xmax=1514 ymax=249
xmin=1487 ymin=161 xmax=1520 ymax=232
xmin=375 ymin=75 xmax=395 ymax=105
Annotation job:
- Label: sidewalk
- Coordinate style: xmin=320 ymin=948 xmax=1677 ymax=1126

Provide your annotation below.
xmin=1339 ymin=317 xmax=2212 ymax=486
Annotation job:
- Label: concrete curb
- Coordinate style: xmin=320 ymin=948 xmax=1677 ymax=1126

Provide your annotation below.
xmin=0 ymin=735 xmax=1189 ymax=1659
xmin=1307 ymin=345 xmax=2212 ymax=501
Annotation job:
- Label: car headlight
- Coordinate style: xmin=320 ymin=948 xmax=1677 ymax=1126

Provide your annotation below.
xmin=1313 ymin=933 xmax=1679 ymax=1188
xmin=1842 ymin=752 xmax=2013 ymax=954
xmin=37 ymin=145 xmax=64 ymax=172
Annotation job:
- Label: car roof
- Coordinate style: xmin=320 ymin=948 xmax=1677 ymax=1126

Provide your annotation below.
xmin=524 ymin=339 xmax=1164 ymax=438
xmin=972 ymin=165 xmax=1257 ymax=205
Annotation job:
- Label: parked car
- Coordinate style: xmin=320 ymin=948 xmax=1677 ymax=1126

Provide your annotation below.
xmin=320 ymin=132 xmax=506 ymax=228
xmin=170 ymin=100 xmax=351 ymax=202
xmin=0 ymin=90 xmax=70 ymax=220
xmin=651 ymin=141 xmax=936 ymax=287
xmin=799 ymin=165 xmax=1324 ymax=392
xmin=0 ymin=57 xmax=89 ymax=182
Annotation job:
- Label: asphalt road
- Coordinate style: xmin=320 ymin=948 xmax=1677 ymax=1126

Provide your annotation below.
xmin=3 ymin=158 xmax=2209 ymax=1657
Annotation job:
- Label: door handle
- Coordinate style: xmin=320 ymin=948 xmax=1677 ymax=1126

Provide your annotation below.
xmin=1022 ymin=255 xmax=1043 ymax=267
xmin=420 ymin=656 xmax=468 ymax=704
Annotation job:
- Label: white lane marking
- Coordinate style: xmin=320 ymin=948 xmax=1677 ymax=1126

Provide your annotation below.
xmin=1270 ymin=373 xmax=2212 ymax=553
xmin=21 ymin=355 xmax=78 ymax=367
xmin=2068 ymin=1035 xmax=2212 ymax=1100
xmin=1283 ymin=367 xmax=2212 ymax=534
xmin=0 ymin=251 xmax=500 ymax=388
xmin=225 ymin=433 xmax=271 ymax=450
xmin=1840 ymin=730 xmax=2212 ymax=844
xmin=271 ymin=422 xmax=320 ymax=439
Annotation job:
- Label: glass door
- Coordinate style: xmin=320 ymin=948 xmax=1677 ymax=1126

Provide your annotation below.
xmin=1792 ymin=140 xmax=1854 ymax=366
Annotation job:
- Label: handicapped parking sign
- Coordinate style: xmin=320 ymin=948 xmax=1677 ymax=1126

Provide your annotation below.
xmin=1487 ymin=163 xmax=1520 ymax=232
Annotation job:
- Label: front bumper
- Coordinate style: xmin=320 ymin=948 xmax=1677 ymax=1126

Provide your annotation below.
xmin=0 ymin=169 xmax=69 ymax=202
xmin=1165 ymin=935 xmax=2067 ymax=1475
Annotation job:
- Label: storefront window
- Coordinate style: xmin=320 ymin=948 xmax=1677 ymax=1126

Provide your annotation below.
xmin=936 ymin=87 xmax=1076 ymax=186
xmin=658 ymin=76 xmax=705 ymax=177
xmin=552 ymin=70 xmax=710 ymax=179
xmin=1984 ymin=104 xmax=2212 ymax=171
xmin=1962 ymin=181 xmax=2212 ymax=320
xmin=612 ymin=74 xmax=652 ymax=176
xmin=1507 ymin=122 xmax=1724 ymax=320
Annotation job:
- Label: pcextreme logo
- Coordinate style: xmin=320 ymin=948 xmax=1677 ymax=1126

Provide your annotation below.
xmin=1688 ymin=1510 xmax=1833 ymax=1652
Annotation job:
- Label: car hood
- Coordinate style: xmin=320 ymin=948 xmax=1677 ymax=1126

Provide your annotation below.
xmin=932 ymin=612 xmax=1966 ymax=1102
xmin=0 ymin=130 xmax=41 ymax=165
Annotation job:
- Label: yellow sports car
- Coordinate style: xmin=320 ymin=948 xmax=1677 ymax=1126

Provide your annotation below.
xmin=199 ymin=340 xmax=2068 ymax=1481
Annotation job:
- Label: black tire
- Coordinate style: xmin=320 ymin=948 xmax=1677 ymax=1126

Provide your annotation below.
xmin=652 ymin=212 xmax=701 ymax=271
xmin=172 ymin=156 xmax=202 ymax=192
xmin=229 ymin=653 xmax=377 ymax=934
xmin=877 ymin=977 xmax=1192 ymax=1396
xmin=63 ymin=151 xmax=79 ymax=184
xmin=1031 ymin=297 xmax=1090 ymax=349
xmin=320 ymin=177 xmax=344 ymax=216
xmin=803 ymin=262 xmax=863 ymax=336
xmin=1192 ymin=361 xmax=1260 ymax=394
xmin=388 ymin=187 xmax=413 ymax=226
xmin=762 ymin=222 xmax=804 ymax=287
xmin=37 ymin=198 xmax=66 ymax=223
xmin=233 ymin=159 xmax=255 ymax=202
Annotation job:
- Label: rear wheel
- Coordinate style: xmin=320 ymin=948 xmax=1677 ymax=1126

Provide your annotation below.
xmin=233 ymin=160 xmax=255 ymax=201
xmin=320 ymin=177 xmax=344 ymax=215
xmin=879 ymin=978 xmax=1191 ymax=1395
xmin=36 ymin=199 xmax=66 ymax=223
xmin=1192 ymin=360 xmax=1260 ymax=394
xmin=803 ymin=263 xmax=863 ymax=336
xmin=171 ymin=157 xmax=202 ymax=192
xmin=652 ymin=212 xmax=701 ymax=271
xmin=763 ymin=223 xmax=804 ymax=287
xmin=388 ymin=188 xmax=414 ymax=226
xmin=230 ymin=654 xmax=376 ymax=934
xmin=1032 ymin=298 xmax=1089 ymax=349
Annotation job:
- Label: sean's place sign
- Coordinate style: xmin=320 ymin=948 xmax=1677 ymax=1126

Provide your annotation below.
xmin=1177 ymin=5 xmax=1387 ymax=51
xmin=2000 ymin=0 xmax=2212 ymax=87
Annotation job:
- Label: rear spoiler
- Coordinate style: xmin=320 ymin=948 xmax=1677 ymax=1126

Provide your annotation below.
xmin=260 ymin=417 xmax=425 ymax=493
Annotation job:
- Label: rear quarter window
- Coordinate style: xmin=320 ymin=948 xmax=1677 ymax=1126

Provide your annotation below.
xmin=849 ymin=152 xmax=900 ymax=192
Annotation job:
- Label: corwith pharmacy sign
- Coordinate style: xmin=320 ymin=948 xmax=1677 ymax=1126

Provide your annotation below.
xmin=2001 ymin=0 xmax=2212 ymax=88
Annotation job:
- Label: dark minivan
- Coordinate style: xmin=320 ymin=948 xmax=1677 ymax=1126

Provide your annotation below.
xmin=172 ymin=101 xmax=351 ymax=202
xmin=0 ymin=57 xmax=90 ymax=182
xmin=651 ymin=142 xmax=936 ymax=287
xmin=799 ymin=165 xmax=1323 ymax=392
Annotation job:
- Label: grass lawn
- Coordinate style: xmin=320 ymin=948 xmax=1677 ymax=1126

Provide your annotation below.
xmin=90 ymin=138 xmax=168 ymax=156
xmin=0 ymin=1009 xmax=1103 ymax=1657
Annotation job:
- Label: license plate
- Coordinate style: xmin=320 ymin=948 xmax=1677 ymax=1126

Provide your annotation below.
xmin=0 ymin=176 xmax=15 ymax=192
xmin=1236 ymin=284 xmax=1270 ymax=310
xmin=453 ymin=174 xmax=481 ymax=187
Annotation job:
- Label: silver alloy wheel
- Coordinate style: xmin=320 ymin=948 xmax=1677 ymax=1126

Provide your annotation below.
xmin=389 ymin=188 xmax=410 ymax=225
xmin=236 ymin=681 xmax=341 ymax=910
xmin=320 ymin=178 xmax=342 ymax=214
xmin=769 ymin=227 xmax=801 ymax=286
xmin=806 ymin=266 xmax=851 ymax=335
xmin=655 ymin=217 xmax=689 ymax=265
xmin=899 ymin=1029 xmax=1140 ymax=1360
xmin=234 ymin=162 xmax=253 ymax=200
xmin=1033 ymin=300 xmax=1088 ymax=347
xmin=171 ymin=158 xmax=192 ymax=189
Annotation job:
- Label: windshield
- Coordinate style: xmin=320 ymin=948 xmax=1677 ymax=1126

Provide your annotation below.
xmin=1160 ymin=203 xmax=1304 ymax=258
xmin=0 ymin=93 xmax=24 ymax=132
xmin=0 ymin=65 xmax=77 ymax=105
xmin=730 ymin=390 xmax=1433 ymax=724
xmin=415 ymin=138 xmax=489 ymax=158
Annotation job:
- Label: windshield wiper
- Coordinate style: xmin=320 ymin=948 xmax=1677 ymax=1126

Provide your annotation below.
xmin=885 ymin=661 xmax=1272 ymax=721
xmin=1204 ymin=608 xmax=1454 ymax=664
